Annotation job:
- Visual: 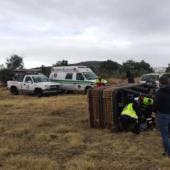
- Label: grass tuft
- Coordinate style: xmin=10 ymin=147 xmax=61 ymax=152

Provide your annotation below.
xmin=64 ymin=132 xmax=85 ymax=148
xmin=5 ymin=156 xmax=59 ymax=170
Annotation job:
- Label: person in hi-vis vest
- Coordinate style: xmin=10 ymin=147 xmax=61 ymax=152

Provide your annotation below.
xmin=95 ymin=76 xmax=105 ymax=87
xmin=120 ymin=100 xmax=140 ymax=134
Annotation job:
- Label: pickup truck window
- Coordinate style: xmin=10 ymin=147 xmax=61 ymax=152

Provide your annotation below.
xmin=32 ymin=75 xmax=49 ymax=83
xmin=14 ymin=75 xmax=24 ymax=82
xmin=65 ymin=73 xmax=73 ymax=80
xmin=25 ymin=76 xmax=33 ymax=83
xmin=76 ymin=73 xmax=84 ymax=80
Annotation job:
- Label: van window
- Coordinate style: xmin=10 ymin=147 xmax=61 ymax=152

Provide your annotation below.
xmin=76 ymin=73 xmax=84 ymax=80
xmin=65 ymin=73 xmax=73 ymax=80
xmin=54 ymin=73 xmax=57 ymax=78
xmin=83 ymin=72 xmax=97 ymax=80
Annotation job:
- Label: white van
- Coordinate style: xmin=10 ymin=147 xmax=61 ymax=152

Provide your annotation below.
xmin=49 ymin=66 xmax=98 ymax=93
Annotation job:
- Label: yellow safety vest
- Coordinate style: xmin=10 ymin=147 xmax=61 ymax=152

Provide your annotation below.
xmin=101 ymin=79 xmax=105 ymax=83
xmin=143 ymin=97 xmax=153 ymax=106
xmin=96 ymin=79 xmax=100 ymax=84
xmin=96 ymin=79 xmax=105 ymax=84
xmin=121 ymin=103 xmax=138 ymax=119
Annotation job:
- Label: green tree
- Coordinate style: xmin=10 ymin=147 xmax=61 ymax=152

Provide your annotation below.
xmin=98 ymin=60 xmax=121 ymax=77
xmin=121 ymin=60 xmax=153 ymax=77
xmin=6 ymin=54 xmax=24 ymax=70
xmin=139 ymin=60 xmax=153 ymax=73
xmin=0 ymin=64 xmax=4 ymax=70
xmin=54 ymin=60 xmax=68 ymax=66
xmin=0 ymin=54 xmax=24 ymax=84
xmin=0 ymin=68 xmax=14 ymax=84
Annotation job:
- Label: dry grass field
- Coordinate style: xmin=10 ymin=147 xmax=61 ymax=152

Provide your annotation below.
xmin=0 ymin=86 xmax=170 ymax=170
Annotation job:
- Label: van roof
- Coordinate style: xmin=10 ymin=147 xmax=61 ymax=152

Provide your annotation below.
xmin=52 ymin=66 xmax=88 ymax=69
xmin=51 ymin=66 xmax=91 ymax=72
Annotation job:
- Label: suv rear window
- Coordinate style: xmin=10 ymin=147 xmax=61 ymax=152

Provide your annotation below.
xmin=161 ymin=73 xmax=170 ymax=78
xmin=65 ymin=73 xmax=73 ymax=80
xmin=141 ymin=75 xmax=159 ymax=81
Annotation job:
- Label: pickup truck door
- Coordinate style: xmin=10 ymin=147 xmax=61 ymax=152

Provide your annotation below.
xmin=22 ymin=76 xmax=35 ymax=94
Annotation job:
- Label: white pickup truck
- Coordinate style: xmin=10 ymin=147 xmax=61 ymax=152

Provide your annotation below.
xmin=7 ymin=74 xmax=60 ymax=96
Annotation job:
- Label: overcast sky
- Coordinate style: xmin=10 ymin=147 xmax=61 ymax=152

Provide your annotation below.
xmin=0 ymin=0 xmax=170 ymax=68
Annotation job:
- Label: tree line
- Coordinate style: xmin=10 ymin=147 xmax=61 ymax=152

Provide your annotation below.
xmin=0 ymin=55 xmax=24 ymax=84
xmin=0 ymin=54 xmax=170 ymax=84
xmin=72 ymin=59 xmax=154 ymax=78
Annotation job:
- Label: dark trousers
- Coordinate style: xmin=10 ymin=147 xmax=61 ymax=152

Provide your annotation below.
xmin=156 ymin=113 xmax=170 ymax=155
xmin=120 ymin=115 xmax=140 ymax=134
xmin=128 ymin=78 xmax=134 ymax=83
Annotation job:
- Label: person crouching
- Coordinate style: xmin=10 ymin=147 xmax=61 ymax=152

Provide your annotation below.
xmin=120 ymin=100 xmax=140 ymax=134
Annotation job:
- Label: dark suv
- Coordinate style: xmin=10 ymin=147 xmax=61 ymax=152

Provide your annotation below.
xmin=140 ymin=73 xmax=170 ymax=87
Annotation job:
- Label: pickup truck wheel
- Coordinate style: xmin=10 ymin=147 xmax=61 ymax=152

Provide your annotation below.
xmin=35 ymin=89 xmax=43 ymax=97
xmin=10 ymin=87 xmax=18 ymax=95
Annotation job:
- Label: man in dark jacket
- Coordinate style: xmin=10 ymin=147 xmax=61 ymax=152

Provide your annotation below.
xmin=154 ymin=74 xmax=170 ymax=156
xmin=126 ymin=71 xmax=134 ymax=83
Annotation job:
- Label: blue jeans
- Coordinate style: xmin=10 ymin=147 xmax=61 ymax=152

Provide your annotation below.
xmin=156 ymin=113 xmax=170 ymax=155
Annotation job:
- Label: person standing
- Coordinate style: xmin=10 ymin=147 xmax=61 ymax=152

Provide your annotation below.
xmin=126 ymin=71 xmax=134 ymax=83
xmin=155 ymin=75 xmax=170 ymax=156
xmin=95 ymin=76 xmax=105 ymax=87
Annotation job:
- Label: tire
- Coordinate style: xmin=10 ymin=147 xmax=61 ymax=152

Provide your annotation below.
xmin=34 ymin=88 xmax=43 ymax=97
xmin=10 ymin=86 xmax=18 ymax=95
